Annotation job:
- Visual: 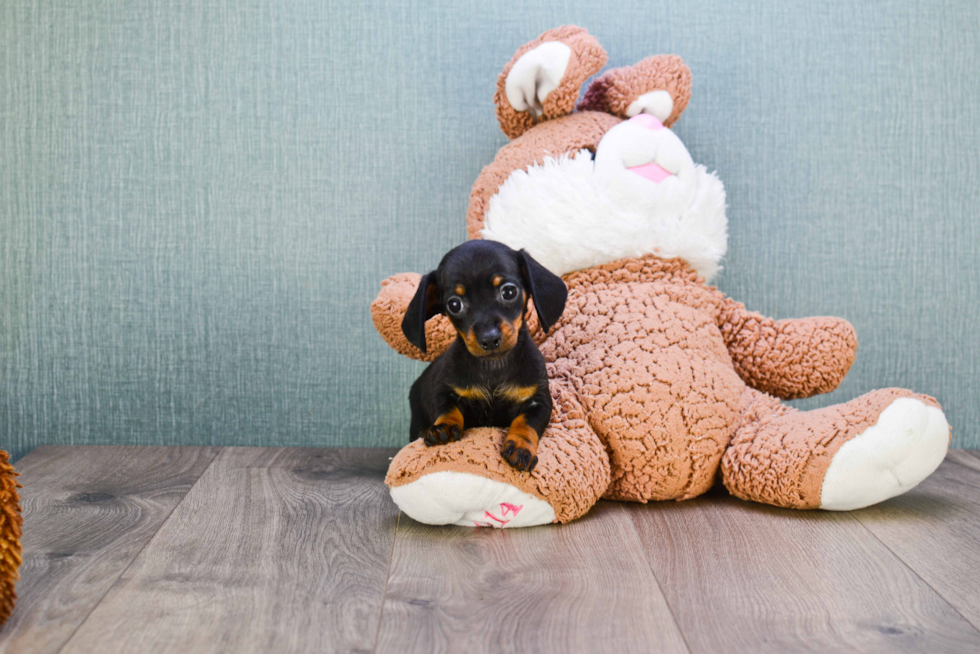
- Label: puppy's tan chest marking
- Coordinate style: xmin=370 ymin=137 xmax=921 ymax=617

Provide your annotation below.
xmin=498 ymin=384 xmax=537 ymax=403
xmin=452 ymin=384 xmax=537 ymax=404
xmin=452 ymin=385 xmax=490 ymax=402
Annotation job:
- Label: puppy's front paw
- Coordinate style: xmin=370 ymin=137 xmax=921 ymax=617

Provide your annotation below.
xmin=501 ymin=436 xmax=538 ymax=472
xmin=423 ymin=424 xmax=462 ymax=447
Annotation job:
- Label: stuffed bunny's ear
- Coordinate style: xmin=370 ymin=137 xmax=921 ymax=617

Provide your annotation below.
xmin=401 ymin=272 xmax=441 ymax=354
xmin=518 ymin=250 xmax=567 ymax=333
xmin=494 ymin=26 xmax=608 ymax=139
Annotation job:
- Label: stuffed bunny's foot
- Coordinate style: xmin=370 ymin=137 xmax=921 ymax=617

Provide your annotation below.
xmin=723 ymin=388 xmax=950 ymax=510
xmin=391 ymin=471 xmax=555 ymax=528
xmin=820 ymin=397 xmax=949 ymax=510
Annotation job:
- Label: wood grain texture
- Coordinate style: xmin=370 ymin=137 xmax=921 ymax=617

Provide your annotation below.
xmin=852 ymin=452 xmax=980 ymax=631
xmin=0 ymin=446 xmax=218 ymax=654
xmin=626 ymin=485 xmax=980 ymax=653
xmin=60 ymin=447 xmax=399 ymax=654
xmin=377 ymin=501 xmax=688 ymax=654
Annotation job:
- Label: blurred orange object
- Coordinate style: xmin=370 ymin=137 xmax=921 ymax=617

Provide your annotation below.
xmin=0 ymin=451 xmax=22 ymax=625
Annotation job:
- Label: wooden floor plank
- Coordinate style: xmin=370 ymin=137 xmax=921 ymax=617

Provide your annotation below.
xmin=626 ymin=484 xmax=980 ymax=653
xmin=0 ymin=446 xmax=218 ymax=654
xmin=60 ymin=447 xmax=399 ymax=654
xmin=376 ymin=501 xmax=689 ymax=654
xmin=852 ymin=452 xmax=980 ymax=631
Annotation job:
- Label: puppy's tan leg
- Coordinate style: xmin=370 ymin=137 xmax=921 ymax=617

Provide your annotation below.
xmin=423 ymin=407 xmax=464 ymax=447
xmin=502 ymin=415 xmax=539 ymax=471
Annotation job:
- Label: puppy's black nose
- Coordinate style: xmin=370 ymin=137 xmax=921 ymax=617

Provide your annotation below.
xmin=476 ymin=327 xmax=502 ymax=352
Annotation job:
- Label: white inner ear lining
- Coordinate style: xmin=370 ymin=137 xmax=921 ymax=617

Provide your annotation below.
xmin=626 ymin=90 xmax=674 ymax=123
xmin=505 ymin=41 xmax=573 ymax=118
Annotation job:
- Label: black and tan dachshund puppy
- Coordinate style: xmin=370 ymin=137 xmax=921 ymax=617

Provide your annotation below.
xmin=401 ymin=240 xmax=567 ymax=471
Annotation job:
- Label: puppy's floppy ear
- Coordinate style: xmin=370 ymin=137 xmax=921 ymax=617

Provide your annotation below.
xmin=401 ymin=271 xmax=441 ymax=354
xmin=518 ymin=249 xmax=567 ymax=333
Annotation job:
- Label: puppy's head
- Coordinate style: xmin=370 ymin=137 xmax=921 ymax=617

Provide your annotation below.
xmin=401 ymin=240 xmax=567 ymax=357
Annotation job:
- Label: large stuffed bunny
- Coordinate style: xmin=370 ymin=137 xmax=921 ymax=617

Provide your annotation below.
xmin=371 ymin=26 xmax=951 ymax=528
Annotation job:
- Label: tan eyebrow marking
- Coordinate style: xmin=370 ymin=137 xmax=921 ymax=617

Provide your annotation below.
xmin=455 ymin=284 xmax=466 ymax=295
xmin=492 ymin=275 xmax=503 ymax=287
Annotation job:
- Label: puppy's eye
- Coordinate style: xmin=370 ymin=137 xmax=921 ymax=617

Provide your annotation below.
xmin=500 ymin=283 xmax=519 ymax=301
xmin=446 ymin=297 xmax=463 ymax=315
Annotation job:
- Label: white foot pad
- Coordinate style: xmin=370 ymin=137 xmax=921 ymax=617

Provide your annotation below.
xmin=390 ymin=471 xmax=555 ymax=528
xmin=820 ymin=398 xmax=950 ymax=511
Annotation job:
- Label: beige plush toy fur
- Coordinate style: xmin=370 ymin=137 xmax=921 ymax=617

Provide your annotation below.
xmin=372 ymin=27 xmax=951 ymax=527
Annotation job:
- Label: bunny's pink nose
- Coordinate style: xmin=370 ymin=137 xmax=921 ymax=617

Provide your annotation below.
xmin=628 ymin=113 xmax=665 ymax=131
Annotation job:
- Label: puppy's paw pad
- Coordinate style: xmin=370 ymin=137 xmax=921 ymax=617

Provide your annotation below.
xmin=502 ymin=439 xmax=538 ymax=471
xmin=423 ymin=424 xmax=462 ymax=447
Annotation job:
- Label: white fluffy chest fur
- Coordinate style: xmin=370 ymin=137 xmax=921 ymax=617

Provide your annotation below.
xmin=480 ymin=119 xmax=728 ymax=281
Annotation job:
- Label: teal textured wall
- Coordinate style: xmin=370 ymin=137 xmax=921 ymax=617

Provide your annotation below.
xmin=2 ymin=0 xmax=978 ymax=460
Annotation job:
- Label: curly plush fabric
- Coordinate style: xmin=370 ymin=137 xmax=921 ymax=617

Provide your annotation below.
xmin=0 ymin=451 xmax=22 ymax=625
xmin=578 ymin=54 xmax=692 ymax=127
xmin=718 ymin=299 xmax=858 ymax=400
xmin=544 ymin=256 xmax=742 ymax=501
xmin=493 ymin=26 xmax=608 ymax=140
xmin=386 ymin=377 xmax=610 ymax=523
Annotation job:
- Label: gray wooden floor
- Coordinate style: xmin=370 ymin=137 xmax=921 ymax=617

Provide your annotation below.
xmin=1 ymin=446 xmax=979 ymax=653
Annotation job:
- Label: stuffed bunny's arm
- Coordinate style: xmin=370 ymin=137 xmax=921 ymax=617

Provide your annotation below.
xmin=718 ymin=297 xmax=858 ymax=400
